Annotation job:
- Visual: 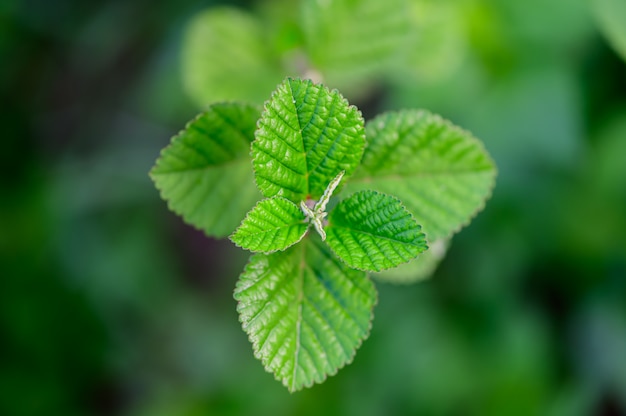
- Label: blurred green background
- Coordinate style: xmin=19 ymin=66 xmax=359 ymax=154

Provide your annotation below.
xmin=2 ymin=0 xmax=626 ymax=415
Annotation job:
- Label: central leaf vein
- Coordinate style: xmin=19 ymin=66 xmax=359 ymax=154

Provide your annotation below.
xmin=288 ymin=79 xmax=310 ymax=197
xmin=291 ymin=240 xmax=306 ymax=391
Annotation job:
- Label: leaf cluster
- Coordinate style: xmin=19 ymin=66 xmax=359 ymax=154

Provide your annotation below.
xmin=150 ymin=77 xmax=496 ymax=391
xmin=182 ymin=0 xmax=417 ymax=106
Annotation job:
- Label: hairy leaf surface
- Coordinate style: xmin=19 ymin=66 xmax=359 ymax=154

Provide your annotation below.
xmin=230 ymin=197 xmax=308 ymax=253
xmin=252 ymin=78 xmax=365 ymax=203
xmin=326 ymin=191 xmax=427 ymax=272
xmin=235 ymin=235 xmax=376 ymax=392
xmin=344 ymin=110 xmax=496 ymax=241
xmin=150 ymin=103 xmax=261 ymax=238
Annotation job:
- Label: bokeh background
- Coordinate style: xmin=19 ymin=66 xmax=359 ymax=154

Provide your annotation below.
xmin=2 ymin=0 xmax=626 ymax=415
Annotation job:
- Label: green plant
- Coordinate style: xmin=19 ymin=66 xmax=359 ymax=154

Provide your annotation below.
xmin=150 ymin=77 xmax=496 ymax=391
xmin=181 ymin=0 xmax=438 ymax=107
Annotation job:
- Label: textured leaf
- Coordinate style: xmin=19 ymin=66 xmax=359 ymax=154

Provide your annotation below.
xmin=374 ymin=239 xmax=448 ymax=284
xmin=300 ymin=0 xmax=411 ymax=93
xmin=344 ymin=110 xmax=496 ymax=241
xmin=230 ymin=197 xmax=308 ymax=253
xmin=182 ymin=7 xmax=284 ymax=106
xmin=252 ymin=78 xmax=365 ymax=202
xmin=150 ymin=103 xmax=262 ymax=238
xmin=593 ymin=0 xmax=626 ymax=62
xmin=325 ymin=191 xmax=428 ymax=272
xmin=235 ymin=235 xmax=376 ymax=392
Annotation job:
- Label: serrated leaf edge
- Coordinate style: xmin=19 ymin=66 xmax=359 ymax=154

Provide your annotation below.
xmin=150 ymin=101 xmax=261 ymax=177
xmin=234 ymin=237 xmax=379 ymax=392
xmin=149 ymin=102 xmax=262 ymax=238
xmin=326 ymin=190 xmax=430 ymax=272
xmin=229 ymin=196 xmax=309 ymax=254
xmin=251 ymin=77 xmax=366 ymax=201
xmin=372 ymin=238 xmax=449 ymax=285
xmin=348 ymin=108 xmax=498 ymax=240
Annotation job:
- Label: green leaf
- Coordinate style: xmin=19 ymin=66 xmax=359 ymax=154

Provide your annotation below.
xmin=150 ymin=103 xmax=262 ymax=238
xmin=230 ymin=197 xmax=308 ymax=253
xmin=300 ymin=0 xmax=412 ymax=93
xmin=593 ymin=0 xmax=626 ymax=62
xmin=235 ymin=235 xmax=376 ymax=392
xmin=252 ymin=78 xmax=365 ymax=202
xmin=344 ymin=109 xmax=496 ymax=241
xmin=325 ymin=190 xmax=428 ymax=272
xmin=182 ymin=7 xmax=284 ymax=106
xmin=374 ymin=239 xmax=448 ymax=284
xmin=398 ymin=1 xmax=467 ymax=82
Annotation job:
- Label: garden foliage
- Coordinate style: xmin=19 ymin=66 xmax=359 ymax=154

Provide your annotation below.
xmin=151 ymin=77 xmax=496 ymax=391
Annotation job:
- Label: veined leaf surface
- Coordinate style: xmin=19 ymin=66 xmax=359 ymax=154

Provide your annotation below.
xmin=345 ymin=109 xmax=496 ymax=241
xmin=252 ymin=78 xmax=365 ymax=203
xmin=150 ymin=103 xmax=261 ymax=238
xmin=230 ymin=197 xmax=308 ymax=253
xmin=326 ymin=190 xmax=427 ymax=272
xmin=235 ymin=235 xmax=376 ymax=392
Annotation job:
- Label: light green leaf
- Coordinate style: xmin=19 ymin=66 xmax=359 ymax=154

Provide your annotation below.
xmin=235 ymin=235 xmax=376 ymax=392
xmin=325 ymin=190 xmax=428 ymax=272
xmin=398 ymin=0 xmax=467 ymax=82
xmin=252 ymin=78 xmax=365 ymax=202
xmin=374 ymin=239 xmax=448 ymax=284
xmin=230 ymin=197 xmax=308 ymax=253
xmin=593 ymin=0 xmax=626 ymax=62
xmin=344 ymin=110 xmax=496 ymax=241
xmin=182 ymin=7 xmax=284 ymax=107
xmin=300 ymin=0 xmax=412 ymax=93
xmin=150 ymin=103 xmax=261 ymax=238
